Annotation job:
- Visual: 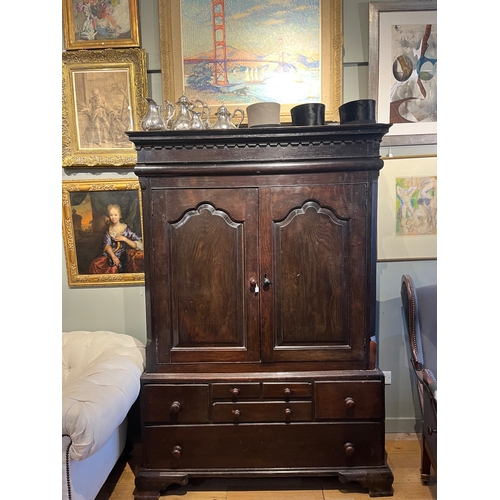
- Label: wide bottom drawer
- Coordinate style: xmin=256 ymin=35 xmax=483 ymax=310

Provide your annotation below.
xmin=143 ymin=422 xmax=385 ymax=470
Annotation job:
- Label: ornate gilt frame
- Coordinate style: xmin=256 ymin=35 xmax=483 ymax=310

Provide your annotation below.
xmin=158 ymin=0 xmax=343 ymax=123
xmin=62 ymin=178 xmax=145 ymax=287
xmin=62 ymin=0 xmax=140 ymax=50
xmin=62 ymin=48 xmax=147 ymax=168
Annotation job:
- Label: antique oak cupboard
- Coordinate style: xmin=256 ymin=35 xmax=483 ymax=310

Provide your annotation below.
xmin=127 ymin=123 xmax=394 ymax=499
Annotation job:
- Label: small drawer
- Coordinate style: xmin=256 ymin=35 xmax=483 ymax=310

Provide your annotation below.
xmin=262 ymin=382 xmax=312 ymax=399
xmin=212 ymin=401 xmax=312 ymax=423
xmin=142 ymin=384 xmax=210 ymax=424
xmin=212 ymin=382 xmax=261 ymax=400
xmin=315 ymin=381 xmax=384 ymax=420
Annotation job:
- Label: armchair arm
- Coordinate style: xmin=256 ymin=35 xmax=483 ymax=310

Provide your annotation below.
xmin=412 ymin=363 xmax=437 ymax=402
xmin=424 ymin=368 xmax=437 ymax=401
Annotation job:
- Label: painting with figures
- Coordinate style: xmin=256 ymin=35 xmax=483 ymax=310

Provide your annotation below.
xmin=62 ymin=179 xmax=145 ymax=287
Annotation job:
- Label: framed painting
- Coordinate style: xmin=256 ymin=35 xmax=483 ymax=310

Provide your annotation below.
xmin=63 ymin=0 xmax=140 ymax=50
xmin=368 ymin=2 xmax=437 ymax=146
xmin=377 ymin=156 xmax=437 ymax=261
xmin=62 ymin=48 xmax=147 ymax=168
xmin=62 ymin=178 xmax=145 ymax=287
xmin=158 ymin=0 xmax=343 ymax=124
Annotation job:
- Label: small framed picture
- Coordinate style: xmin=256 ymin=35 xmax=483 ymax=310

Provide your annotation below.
xmin=377 ymin=156 xmax=437 ymax=261
xmin=62 ymin=178 xmax=145 ymax=287
xmin=62 ymin=48 xmax=148 ymax=168
xmin=63 ymin=0 xmax=140 ymax=50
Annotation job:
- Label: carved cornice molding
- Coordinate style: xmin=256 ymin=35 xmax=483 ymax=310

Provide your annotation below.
xmin=128 ymin=126 xmax=389 ymax=147
xmin=128 ymin=126 xmax=391 ymax=169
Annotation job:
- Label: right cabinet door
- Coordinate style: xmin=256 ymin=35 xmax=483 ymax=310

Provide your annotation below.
xmin=260 ymin=183 xmax=370 ymax=363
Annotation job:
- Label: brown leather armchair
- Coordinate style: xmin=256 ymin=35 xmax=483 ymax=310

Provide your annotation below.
xmin=400 ymin=274 xmax=437 ymax=482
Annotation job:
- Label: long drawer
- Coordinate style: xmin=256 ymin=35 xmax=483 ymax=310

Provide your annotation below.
xmin=211 ymin=382 xmax=312 ymax=400
xmin=143 ymin=422 xmax=385 ymax=469
xmin=212 ymin=401 xmax=312 ymax=422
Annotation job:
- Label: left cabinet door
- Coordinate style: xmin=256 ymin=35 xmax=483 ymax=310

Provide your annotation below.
xmin=150 ymin=188 xmax=260 ymax=364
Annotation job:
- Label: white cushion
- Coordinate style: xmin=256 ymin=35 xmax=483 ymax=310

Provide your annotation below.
xmin=62 ymin=331 xmax=145 ymax=461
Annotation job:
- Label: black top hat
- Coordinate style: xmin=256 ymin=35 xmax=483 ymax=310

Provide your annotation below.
xmin=290 ymin=103 xmax=326 ymax=126
xmin=339 ymin=99 xmax=376 ymax=124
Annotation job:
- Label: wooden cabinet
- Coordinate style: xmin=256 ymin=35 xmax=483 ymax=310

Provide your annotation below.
xmin=128 ymin=124 xmax=394 ymax=498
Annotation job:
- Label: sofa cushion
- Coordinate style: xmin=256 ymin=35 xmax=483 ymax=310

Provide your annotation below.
xmin=62 ymin=331 xmax=145 ymax=461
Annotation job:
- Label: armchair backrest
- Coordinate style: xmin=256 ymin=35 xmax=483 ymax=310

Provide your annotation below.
xmin=400 ymin=275 xmax=437 ymax=381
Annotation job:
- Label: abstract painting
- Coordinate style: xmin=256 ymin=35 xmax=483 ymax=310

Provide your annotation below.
xmin=368 ymin=2 xmax=437 ymax=145
xmin=377 ymin=156 xmax=437 ymax=260
xmin=390 ymin=24 xmax=437 ymax=125
xmin=396 ymin=176 xmax=437 ymax=236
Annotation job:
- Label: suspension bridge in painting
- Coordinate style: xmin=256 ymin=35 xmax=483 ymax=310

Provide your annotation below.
xmin=184 ymin=0 xmax=287 ymax=86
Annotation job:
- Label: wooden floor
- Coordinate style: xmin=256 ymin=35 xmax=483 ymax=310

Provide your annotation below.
xmin=96 ymin=433 xmax=436 ymax=500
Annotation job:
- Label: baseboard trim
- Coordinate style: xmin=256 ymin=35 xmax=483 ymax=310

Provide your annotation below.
xmin=385 ymin=417 xmax=421 ymax=433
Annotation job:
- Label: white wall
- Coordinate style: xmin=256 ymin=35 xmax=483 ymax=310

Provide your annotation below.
xmin=61 ymin=0 xmax=437 ymax=432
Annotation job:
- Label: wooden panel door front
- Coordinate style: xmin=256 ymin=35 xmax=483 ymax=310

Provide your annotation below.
xmin=151 ymin=188 xmax=260 ymax=364
xmin=260 ymin=183 xmax=370 ymax=363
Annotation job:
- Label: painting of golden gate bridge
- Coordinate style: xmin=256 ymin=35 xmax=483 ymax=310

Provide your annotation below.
xmin=180 ymin=0 xmax=321 ymax=107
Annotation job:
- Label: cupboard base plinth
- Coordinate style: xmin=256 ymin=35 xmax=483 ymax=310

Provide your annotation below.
xmin=133 ymin=466 xmax=394 ymax=499
xmin=338 ymin=466 xmax=394 ymax=497
xmin=134 ymin=472 xmax=188 ymax=500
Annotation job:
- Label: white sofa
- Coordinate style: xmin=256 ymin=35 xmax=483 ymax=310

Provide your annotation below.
xmin=62 ymin=330 xmax=145 ymax=500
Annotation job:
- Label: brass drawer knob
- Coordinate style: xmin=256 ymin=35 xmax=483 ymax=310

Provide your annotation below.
xmin=170 ymin=401 xmax=181 ymax=413
xmin=344 ymin=442 xmax=355 ymax=456
xmin=344 ymin=397 xmax=355 ymax=409
xmin=172 ymin=445 xmax=182 ymax=459
xmin=230 ymin=387 xmax=240 ymax=396
xmin=285 ymin=407 xmax=292 ymax=415
xmin=232 ymin=409 xmax=241 ymax=417
xmin=284 ymin=387 xmax=292 ymax=396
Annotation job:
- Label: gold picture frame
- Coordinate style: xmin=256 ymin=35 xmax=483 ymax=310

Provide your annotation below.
xmin=63 ymin=0 xmax=140 ymax=50
xmin=62 ymin=178 xmax=145 ymax=287
xmin=158 ymin=0 xmax=343 ymax=124
xmin=62 ymin=48 xmax=147 ymax=168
